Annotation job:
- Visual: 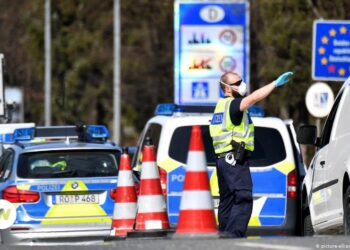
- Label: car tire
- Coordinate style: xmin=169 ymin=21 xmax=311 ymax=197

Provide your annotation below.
xmin=303 ymin=213 xmax=314 ymax=236
xmin=343 ymin=186 xmax=350 ymax=235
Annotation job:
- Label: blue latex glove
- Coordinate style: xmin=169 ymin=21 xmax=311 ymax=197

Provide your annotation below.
xmin=274 ymin=72 xmax=293 ymax=87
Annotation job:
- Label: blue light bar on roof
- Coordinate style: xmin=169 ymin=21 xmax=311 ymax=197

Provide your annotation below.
xmin=248 ymin=105 xmax=265 ymax=117
xmin=86 ymin=125 xmax=109 ymax=139
xmin=13 ymin=128 xmax=35 ymax=141
xmin=0 ymin=133 xmax=15 ymax=143
xmin=154 ymin=104 xmax=177 ymax=116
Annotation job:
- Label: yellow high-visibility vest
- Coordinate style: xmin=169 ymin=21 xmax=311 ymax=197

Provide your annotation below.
xmin=209 ymin=98 xmax=254 ymax=154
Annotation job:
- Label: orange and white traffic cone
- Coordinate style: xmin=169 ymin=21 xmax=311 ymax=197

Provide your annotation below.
xmin=110 ymin=147 xmax=137 ymax=237
xmin=175 ymin=126 xmax=218 ymax=236
xmin=132 ymin=137 xmax=169 ymax=234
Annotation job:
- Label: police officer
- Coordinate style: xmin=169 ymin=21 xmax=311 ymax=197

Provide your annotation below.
xmin=209 ymin=71 xmax=293 ymax=238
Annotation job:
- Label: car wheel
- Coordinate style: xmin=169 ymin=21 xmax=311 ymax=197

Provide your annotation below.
xmin=343 ymin=186 xmax=350 ymax=235
xmin=303 ymin=214 xmax=314 ymax=236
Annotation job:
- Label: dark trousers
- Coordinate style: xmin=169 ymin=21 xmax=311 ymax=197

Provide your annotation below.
xmin=216 ymin=157 xmax=253 ymax=238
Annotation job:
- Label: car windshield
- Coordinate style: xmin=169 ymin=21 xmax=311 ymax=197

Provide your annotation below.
xmin=18 ymin=150 xmax=119 ymax=178
xmin=168 ymin=126 xmax=286 ymax=167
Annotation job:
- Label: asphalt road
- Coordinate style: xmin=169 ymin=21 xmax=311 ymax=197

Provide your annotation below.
xmin=1 ymin=235 xmax=350 ymax=250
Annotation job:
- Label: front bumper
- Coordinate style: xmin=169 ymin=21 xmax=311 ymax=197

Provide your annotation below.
xmin=1 ymin=228 xmax=111 ymax=245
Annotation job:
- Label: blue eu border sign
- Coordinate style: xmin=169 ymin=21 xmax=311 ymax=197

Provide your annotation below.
xmin=174 ymin=0 xmax=249 ymax=105
xmin=312 ymin=20 xmax=350 ymax=81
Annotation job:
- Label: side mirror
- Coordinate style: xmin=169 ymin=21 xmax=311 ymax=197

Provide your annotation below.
xmin=297 ymin=125 xmax=317 ymax=145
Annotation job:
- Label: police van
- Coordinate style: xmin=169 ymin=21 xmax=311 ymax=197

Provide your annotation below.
xmin=133 ymin=104 xmax=305 ymax=235
xmin=0 ymin=125 xmax=123 ymax=245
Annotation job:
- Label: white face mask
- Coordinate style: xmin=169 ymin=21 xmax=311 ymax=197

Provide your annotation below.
xmin=221 ymin=80 xmax=247 ymax=97
xmin=237 ymin=81 xmax=247 ymax=96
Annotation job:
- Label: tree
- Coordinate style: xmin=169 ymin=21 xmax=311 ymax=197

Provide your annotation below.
xmin=121 ymin=0 xmax=174 ymax=134
xmin=1 ymin=0 xmax=350 ymax=146
xmin=252 ymin=0 xmax=350 ymax=126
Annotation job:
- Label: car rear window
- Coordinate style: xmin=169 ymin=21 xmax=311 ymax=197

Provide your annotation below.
xmin=169 ymin=126 xmax=216 ymax=166
xmin=168 ymin=126 xmax=286 ymax=167
xmin=18 ymin=150 xmax=119 ymax=178
xmin=249 ymin=127 xmax=286 ymax=167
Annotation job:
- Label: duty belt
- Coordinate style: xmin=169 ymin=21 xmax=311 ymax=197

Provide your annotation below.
xmin=216 ymin=150 xmax=234 ymax=159
xmin=216 ymin=149 xmax=251 ymax=160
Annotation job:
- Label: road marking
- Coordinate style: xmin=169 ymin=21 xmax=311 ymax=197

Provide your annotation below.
xmin=235 ymin=242 xmax=312 ymax=250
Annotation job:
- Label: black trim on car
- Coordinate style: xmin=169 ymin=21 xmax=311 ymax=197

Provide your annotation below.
xmin=312 ymin=179 xmax=338 ymax=193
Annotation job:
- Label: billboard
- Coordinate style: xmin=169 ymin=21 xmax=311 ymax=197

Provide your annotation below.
xmin=312 ymin=20 xmax=350 ymax=81
xmin=174 ymin=0 xmax=249 ymax=105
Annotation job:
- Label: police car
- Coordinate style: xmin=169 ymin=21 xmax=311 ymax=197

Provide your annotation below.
xmin=133 ymin=104 xmax=305 ymax=236
xmin=0 ymin=125 xmax=122 ymax=245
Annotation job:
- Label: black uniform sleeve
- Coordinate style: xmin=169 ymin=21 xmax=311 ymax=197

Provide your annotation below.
xmin=229 ymin=98 xmax=244 ymax=126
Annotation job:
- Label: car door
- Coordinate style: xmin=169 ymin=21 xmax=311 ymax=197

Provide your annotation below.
xmin=309 ymin=146 xmax=328 ymax=226
xmin=310 ymin=90 xmax=344 ymax=226
xmin=248 ymin=123 xmax=296 ymax=228
xmin=324 ymin=88 xmax=347 ymax=221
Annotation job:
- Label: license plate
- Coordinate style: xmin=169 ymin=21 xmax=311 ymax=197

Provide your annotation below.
xmin=55 ymin=194 xmax=99 ymax=204
xmin=213 ymin=198 xmax=220 ymax=208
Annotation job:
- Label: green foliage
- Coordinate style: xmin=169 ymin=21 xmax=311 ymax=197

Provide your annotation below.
xmin=1 ymin=0 xmax=350 ymax=145
xmin=50 ymin=0 xmax=114 ymax=127
xmin=254 ymin=0 xmax=314 ymax=122
xmin=121 ymin=0 xmax=174 ymax=135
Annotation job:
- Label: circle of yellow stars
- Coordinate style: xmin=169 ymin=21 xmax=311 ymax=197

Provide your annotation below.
xmin=318 ymin=25 xmax=349 ymax=76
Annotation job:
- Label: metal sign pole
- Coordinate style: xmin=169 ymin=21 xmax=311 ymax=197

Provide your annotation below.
xmin=0 ymin=54 xmax=5 ymax=117
xmin=113 ymin=0 xmax=121 ymax=144
xmin=44 ymin=0 xmax=52 ymax=126
xmin=316 ymin=118 xmax=321 ymax=137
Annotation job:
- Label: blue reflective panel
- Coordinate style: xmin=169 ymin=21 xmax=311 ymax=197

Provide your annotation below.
xmin=154 ymin=104 xmax=176 ymax=116
xmin=0 ymin=133 xmax=15 ymax=143
xmin=4 ymin=133 xmax=14 ymax=143
xmin=211 ymin=112 xmax=223 ymax=125
xmin=251 ymin=168 xmax=286 ymax=195
xmin=86 ymin=125 xmax=109 ymax=139
xmin=259 ymin=216 xmax=285 ymax=226
xmin=259 ymin=198 xmax=286 ymax=226
xmin=13 ymin=128 xmax=35 ymax=141
xmin=260 ymin=198 xmax=285 ymax=217
xmin=248 ymin=105 xmax=265 ymax=117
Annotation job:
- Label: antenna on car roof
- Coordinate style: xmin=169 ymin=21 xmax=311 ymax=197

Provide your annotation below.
xmin=75 ymin=123 xmax=86 ymax=142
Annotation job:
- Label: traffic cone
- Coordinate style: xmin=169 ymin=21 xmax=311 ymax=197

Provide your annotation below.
xmin=110 ymin=147 xmax=137 ymax=237
xmin=175 ymin=125 xmax=218 ymax=236
xmin=132 ymin=137 xmax=169 ymax=234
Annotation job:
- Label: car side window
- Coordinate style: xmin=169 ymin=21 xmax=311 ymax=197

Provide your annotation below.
xmin=320 ymin=91 xmax=343 ymax=147
xmin=133 ymin=123 xmax=162 ymax=169
xmin=141 ymin=123 xmax=162 ymax=150
xmin=0 ymin=150 xmax=13 ymax=182
xmin=0 ymin=152 xmax=9 ymax=180
xmin=333 ymin=88 xmax=350 ymax=138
